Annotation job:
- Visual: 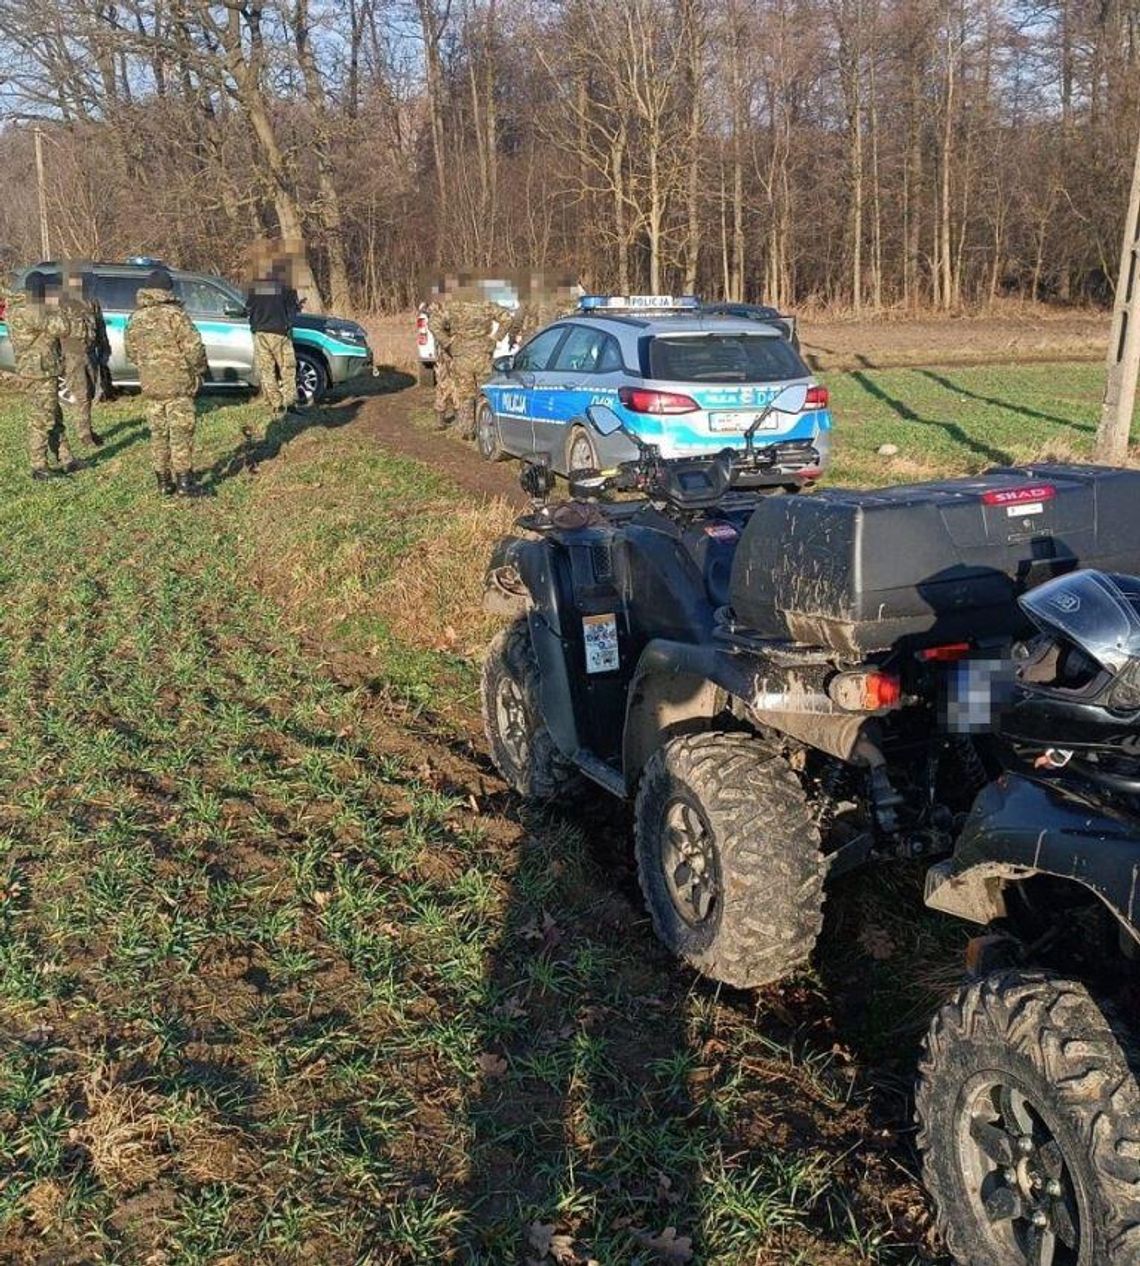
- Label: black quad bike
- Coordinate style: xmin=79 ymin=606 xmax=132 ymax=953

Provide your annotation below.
xmin=481 ymin=403 xmax=1140 ymax=1263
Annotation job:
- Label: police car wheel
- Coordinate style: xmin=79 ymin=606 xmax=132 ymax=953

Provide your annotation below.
xmin=295 ymin=350 xmax=327 ymax=406
xmin=476 ymin=400 xmax=507 ymax=462
xmin=566 ymin=428 xmax=597 ymax=476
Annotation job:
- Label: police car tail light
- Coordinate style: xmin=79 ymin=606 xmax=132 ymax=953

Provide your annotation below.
xmin=618 ymin=387 xmax=699 ymax=415
xmin=806 ymin=385 xmax=829 ymax=408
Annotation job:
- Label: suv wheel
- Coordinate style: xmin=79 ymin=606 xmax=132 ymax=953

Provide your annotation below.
xmin=633 ymin=732 xmax=824 ymax=988
xmin=481 ymin=618 xmax=581 ymax=800
xmin=477 ymin=400 xmax=507 ymax=462
xmin=917 ymin=970 xmax=1140 ymax=1265
xmin=295 ymin=348 xmax=328 ymax=406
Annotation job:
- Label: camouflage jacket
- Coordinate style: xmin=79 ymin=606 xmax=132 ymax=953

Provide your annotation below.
xmin=428 ymin=299 xmax=516 ymax=359
xmin=125 ymin=289 xmax=208 ymax=399
xmin=517 ymin=301 xmax=572 ymax=343
xmin=60 ymin=294 xmax=99 ymax=363
xmin=6 ymin=290 xmax=69 ymax=380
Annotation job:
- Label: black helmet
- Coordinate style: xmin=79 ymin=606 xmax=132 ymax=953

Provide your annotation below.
xmin=999 ymin=569 xmax=1140 ymax=755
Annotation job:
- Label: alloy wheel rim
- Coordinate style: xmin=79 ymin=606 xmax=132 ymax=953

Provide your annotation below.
xmin=661 ymin=798 xmax=719 ymax=926
xmin=478 ymin=409 xmax=495 ymax=456
xmin=569 ymin=435 xmax=593 ymax=471
xmin=494 ymin=675 xmax=529 ymax=772
xmin=958 ymin=1075 xmax=1082 ymax=1266
xmin=296 ymin=361 xmax=319 ymax=404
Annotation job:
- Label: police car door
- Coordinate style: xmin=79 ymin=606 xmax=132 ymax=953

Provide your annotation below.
xmin=536 ymin=326 xmax=621 ymax=467
xmin=175 ymin=277 xmax=254 ymax=384
xmin=494 ymin=325 xmax=568 ymax=453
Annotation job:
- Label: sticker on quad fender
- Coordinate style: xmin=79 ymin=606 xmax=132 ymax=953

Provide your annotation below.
xmin=583 ymin=614 xmax=619 ymax=674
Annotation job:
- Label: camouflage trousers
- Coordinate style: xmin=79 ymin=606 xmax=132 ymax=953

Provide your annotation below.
xmin=147 ymin=396 xmax=197 ymax=476
xmin=439 ymin=354 xmax=487 ymax=438
xmin=433 ymin=349 xmax=454 ymax=417
xmin=255 ymin=332 xmax=296 ymax=412
xmin=62 ymin=356 xmax=98 ymax=441
xmin=25 ymin=378 xmax=74 ymax=472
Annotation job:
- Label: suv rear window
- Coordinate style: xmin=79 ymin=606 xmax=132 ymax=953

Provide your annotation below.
xmin=646 ymin=334 xmax=804 ymax=383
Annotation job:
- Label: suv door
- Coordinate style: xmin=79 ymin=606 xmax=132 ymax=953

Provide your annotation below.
xmin=93 ymin=274 xmax=145 ymax=380
xmin=175 ymin=276 xmax=255 ymax=384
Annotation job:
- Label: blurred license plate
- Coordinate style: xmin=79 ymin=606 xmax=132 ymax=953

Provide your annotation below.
xmin=709 ymin=411 xmax=777 ymax=433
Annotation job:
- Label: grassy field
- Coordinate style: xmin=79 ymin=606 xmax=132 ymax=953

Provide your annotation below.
xmin=0 ymin=359 xmax=1128 ymax=1265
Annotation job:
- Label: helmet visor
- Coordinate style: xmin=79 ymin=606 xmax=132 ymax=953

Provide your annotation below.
xmin=1020 ymin=570 xmax=1140 ymax=674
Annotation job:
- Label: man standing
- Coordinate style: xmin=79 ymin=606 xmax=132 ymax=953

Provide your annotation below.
xmin=7 ymin=271 xmax=78 ymax=481
xmin=245 ymin=257 xmax=300 ymax=428
xmin=429 ymin=276 xmax=517 ymax=439
xmin=59 ymin=268 xmax=105 ymax=449
xmin=425 ymin=278 xmax=456 ymax=431
xmin=124 ymin=269 xmax=209 ymax=498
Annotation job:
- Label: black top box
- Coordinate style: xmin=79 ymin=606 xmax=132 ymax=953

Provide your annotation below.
xmin=729 ymin=465 xmax=1140 ymax=657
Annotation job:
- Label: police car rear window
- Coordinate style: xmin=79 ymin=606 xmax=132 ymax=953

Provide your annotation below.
xmin=646 ymin=334 xmax=804 ymax=383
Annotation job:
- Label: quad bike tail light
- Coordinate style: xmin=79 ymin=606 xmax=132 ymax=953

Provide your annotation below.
xmin=828 ymin=669 xmax=903 ymax=712
xmin=918 ymin=642 xmax=971 ymax=663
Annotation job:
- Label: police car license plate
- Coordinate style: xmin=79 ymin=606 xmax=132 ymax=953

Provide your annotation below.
xmin=709 ymin=411 xmax=778 ymax=433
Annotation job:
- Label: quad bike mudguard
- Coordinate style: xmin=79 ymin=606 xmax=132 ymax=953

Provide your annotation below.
xmin=926 ymin=772 xmax=1140 ymax=941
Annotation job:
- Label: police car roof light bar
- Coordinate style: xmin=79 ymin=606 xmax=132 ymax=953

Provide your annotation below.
xmin=577 ymin=294 xmax=701 ymax=312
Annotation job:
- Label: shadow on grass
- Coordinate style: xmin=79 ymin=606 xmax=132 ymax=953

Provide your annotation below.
xmin=915 ymin=368 xmax=1094 ymax=435
xmin=849 ymin=364 xmax=1012 ymax=468
xmin=200 ymin=366 xmax=417 ymax=488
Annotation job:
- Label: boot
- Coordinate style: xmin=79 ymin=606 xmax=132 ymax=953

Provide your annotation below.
xmin=60 ymin=460 xmax=84 ymax=474
xmin=82 ymin=431 xmax=105 ymax=449
xmin=155 ymin=471 xmax=176 ymax=496
xmin=31 ymin=467 xmax=63 ymax=482
xmin=175 ymin=472 xmax=206 ymax=498
xmin=435 ymin=410 xmax=452 ymax=431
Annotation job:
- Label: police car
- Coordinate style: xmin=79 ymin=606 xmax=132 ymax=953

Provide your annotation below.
xmin=476 ymin=295 xmax=830 ymax=487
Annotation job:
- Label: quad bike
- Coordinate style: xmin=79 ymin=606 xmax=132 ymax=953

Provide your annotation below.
xmin=481 ymin=410 xmax=1140 ymax=1261
xmin=914 ymin=567 xmax=1140 ymax=1265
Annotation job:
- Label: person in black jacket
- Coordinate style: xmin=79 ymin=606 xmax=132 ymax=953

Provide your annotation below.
xmin=245 ymin=259 xmax=300 ymax=423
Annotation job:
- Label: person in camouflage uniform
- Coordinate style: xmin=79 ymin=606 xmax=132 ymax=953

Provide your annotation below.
xmin=428 ymin=286 xmax=518 ymax=439
xmin=424 ymin=285 xmax=455 ymax=431
xmin=124 ymin=269 xmax=209 ymax=498
xmin=7 ymin=271 xmax=79 ymax=481
xmin=515 ymin=273 xmax=579 ymax=343
xmin=60 ymin=269 xmax=104 ymax=448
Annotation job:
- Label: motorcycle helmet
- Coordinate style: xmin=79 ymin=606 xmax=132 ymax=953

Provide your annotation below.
xmin=999 ymin=569 xmax=1140 ymax=756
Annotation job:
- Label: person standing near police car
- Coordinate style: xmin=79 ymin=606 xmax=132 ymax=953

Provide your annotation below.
xmin=245 ymin=257 xmax=300 ymax=428
xmin=59 ymin=267 xmax=105 ymax=449
xmin=8 ymin=271 xmax=81 ymax=481
xmin=125 ymin=269 xmax=209 ymax=498
xmin=428 ymin=279 xmax=517 ymax=439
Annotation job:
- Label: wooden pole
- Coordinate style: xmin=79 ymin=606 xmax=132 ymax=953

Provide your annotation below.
xmin=1096 ymin=120 xmax=1140 ymax=465
xmin=33 ymin=127 xmax=50 ymax=261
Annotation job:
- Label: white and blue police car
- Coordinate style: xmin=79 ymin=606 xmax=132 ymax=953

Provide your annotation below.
xmin=476 ymin=294 xmax=831 ymax=488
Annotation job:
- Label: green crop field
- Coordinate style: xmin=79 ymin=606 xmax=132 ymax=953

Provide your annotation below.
xmin=0 ymin=360 xmax=1129 ymax=1265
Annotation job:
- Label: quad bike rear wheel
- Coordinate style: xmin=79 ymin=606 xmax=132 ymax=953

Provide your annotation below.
xmin=481 ymin=618 xmax=580 ymax=801
xmin=633 ymin=732 xmax=824 ymax=988
xmin=916 ymin=970 xmax=1140 ymax=1265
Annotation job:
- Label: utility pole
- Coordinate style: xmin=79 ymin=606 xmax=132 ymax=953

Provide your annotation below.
xmin=33 ymin=127 xmax=50 ymax=261
xmin=1096 ymin=120 xmax=1140 ymax=465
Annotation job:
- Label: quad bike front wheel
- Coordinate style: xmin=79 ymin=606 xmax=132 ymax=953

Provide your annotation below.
xmin=633 ymin=732 xmax=824 ymax=989
xmin=916 ymin=970 xmax=1140 ymax=1266
xmin=481 ymin=618 xmax=580 ymax=801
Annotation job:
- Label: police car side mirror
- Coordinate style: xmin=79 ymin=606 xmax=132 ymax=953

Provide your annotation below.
xmin=224 ymin=303 xmax=248 ymax=319
xmin=492 ymin=354 xmax=515 ymax=374
xmin=585 ymin=404 xmax=623 ymax=437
